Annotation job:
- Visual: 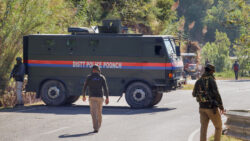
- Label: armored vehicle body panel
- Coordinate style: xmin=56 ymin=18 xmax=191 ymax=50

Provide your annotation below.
xmin=23 ymin=33 xmax=184 ymax=108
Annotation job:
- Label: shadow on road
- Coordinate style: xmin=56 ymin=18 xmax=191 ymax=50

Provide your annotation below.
xmin=59 ymin=131 xmax=95 ymax=138
xmin=0 ymin=104 xmax=176 ymax=115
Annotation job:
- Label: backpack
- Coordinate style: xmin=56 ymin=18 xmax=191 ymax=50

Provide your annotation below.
xmin=195 ymin=77 xmax=211 ymax=103
xmin=234 ymin=64 xmax=239 ymax=71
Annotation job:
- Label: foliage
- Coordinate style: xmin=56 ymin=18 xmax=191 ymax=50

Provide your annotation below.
xmin=230 ymin=1 xmax=250 ymax=76
xmin=234 ymin=34 xmax=250 ymax=76
xmin=204 ymin=0 xmax=249 ymax=76
xmin=214 ymin=71 xmax=235 ymax=79
xmin=177 ymin=0 xmax=214 ymax=42
xmin=0 ymin=0 xmax=75 ymax=92
xmin=201 ymin=30 xmax=231 ymax=72
xmin=204 ymin=0 xmax=245 ymax=43
xmin=76 ymin=0 xmax=178 ymax=35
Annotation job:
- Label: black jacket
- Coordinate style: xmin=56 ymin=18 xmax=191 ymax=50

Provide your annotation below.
xmin=82 ymin=73 xmax=109 ymax=98
xmin=11 ymin=63 xmax=25 ymax=82
xmin=192 ymin=72 xmax=224 ymax=110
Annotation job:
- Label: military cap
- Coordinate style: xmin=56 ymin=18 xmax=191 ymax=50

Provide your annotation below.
xmin=205 ymin=63 xmax=215 ymax=71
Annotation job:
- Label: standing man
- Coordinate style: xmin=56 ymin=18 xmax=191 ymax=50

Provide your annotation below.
xmin=82 ymin=65 xmax=109 ymax=133
xmin=10 ymin=57 xmax=25 ymax=107
xmin=192 ymin=63 xmax=226 ymax=141
xmin=232 ymin=60 xmax=239 ymax=80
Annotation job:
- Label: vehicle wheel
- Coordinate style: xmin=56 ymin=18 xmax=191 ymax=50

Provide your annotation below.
xmin=125 ymin=82 xmax=153 ymax=108
xmin=65 ymin=96 xmax=80 ymax=105
xmin=149 ymin=92 xmax=163 ymax=107
xmin=40 ymin=80 xmax=67 ymax=106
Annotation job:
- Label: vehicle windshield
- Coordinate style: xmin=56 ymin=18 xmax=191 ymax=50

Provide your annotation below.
xmin=189 ymin=65 xmax=196 ymax=69
xmin=170 ymin=39 xmax=176 ymax=53
xmin=164 ymin=39 xmax=175 ymax=57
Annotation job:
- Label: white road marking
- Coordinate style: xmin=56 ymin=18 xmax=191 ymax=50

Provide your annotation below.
xmin=41 ymin=127 xmax=69 ymax=135
xmin=188 ymin=128 xmax=200 ymax=141
xmin=188 ymin=116 xmax=227 ymax=141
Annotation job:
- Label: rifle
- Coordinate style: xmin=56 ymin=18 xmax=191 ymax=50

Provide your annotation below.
xmin=10 ymin=65 xmax=18 ymax=80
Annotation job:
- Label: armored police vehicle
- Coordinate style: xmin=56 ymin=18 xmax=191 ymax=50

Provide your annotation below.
xmin=23 ymin=20 xmax=184 ymax=108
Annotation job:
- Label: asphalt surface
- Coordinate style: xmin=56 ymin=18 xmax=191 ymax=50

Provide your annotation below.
xmin=0 ymin=80 xmax=250 ymax=141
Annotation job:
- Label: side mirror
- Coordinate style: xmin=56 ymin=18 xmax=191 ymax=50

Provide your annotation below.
xmin=176 ymin=46 xmax=181 ymax=56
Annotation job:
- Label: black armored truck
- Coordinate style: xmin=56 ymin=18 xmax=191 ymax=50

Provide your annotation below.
xmin=23 ymin=20 xmax=185 ymax=108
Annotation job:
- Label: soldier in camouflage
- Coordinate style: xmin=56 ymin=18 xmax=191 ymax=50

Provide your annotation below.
xmin=192 ymin=63 xmax=226 ymax=141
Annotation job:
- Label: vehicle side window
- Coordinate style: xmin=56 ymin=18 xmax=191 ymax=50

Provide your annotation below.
xmin=154 ymin=45 xmax=163 ymax=56
xmin=93 ymin=38 xmax=140 ymax=57
xmin=66 ymin=39 xmax=76 ymax=54
xmin=44 ymin=39 xmax=56 ymax=54
xmin=89 ymin=39 xmax=99 ymax=47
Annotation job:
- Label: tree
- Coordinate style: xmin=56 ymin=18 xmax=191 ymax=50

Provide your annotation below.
xmin=177 ymin=0 xmax=214 ymax=42
xmin=201 ymin=30 xmax=231 ymax=72
xmin=0 ymin=0 xmax=75 ymax=93
xmin=75 ymin=0 xmax=178 ymax=35
xmin=204 ymin=0 xmax=249 ymax=76
xmin=204 ymin=0 xmax=245 ymax=43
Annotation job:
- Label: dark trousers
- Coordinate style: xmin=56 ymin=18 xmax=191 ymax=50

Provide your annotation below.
xmin=234 ymin=71 xmax=238 ymax=80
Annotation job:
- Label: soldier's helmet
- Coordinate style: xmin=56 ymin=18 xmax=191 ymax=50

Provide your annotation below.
xmin=92 ymin=65 xmax=101 ymax=72
xmin=205 ymin=63 xmax=215 ymax=72
xmin=16 ymin=57 xmax=22 ymax=61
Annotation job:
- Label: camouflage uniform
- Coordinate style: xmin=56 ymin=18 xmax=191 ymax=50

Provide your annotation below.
xmin=192 ymin=64 xmax=224 ymax=141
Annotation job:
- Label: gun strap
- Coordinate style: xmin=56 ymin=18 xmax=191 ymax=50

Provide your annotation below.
xmin=201 ymin=77 xmax=213 ymax=102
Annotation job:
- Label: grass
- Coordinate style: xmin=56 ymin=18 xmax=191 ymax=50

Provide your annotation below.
xmin=0 ymin=101 xmax=45 ymax=110
xmin=182 ymin=84 xmax=194 ymax=90
xmin=209 ymin=135 xmax=243 ymax=141
xmin=215 ymin=71 xmax=250 ymax=80
xmin=0 ymin=92 xmax=42 ymax=110
xmin=215 ymin=71 xmax=234 ymax=79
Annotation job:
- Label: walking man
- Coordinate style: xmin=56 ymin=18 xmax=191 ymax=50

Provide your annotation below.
xmin=232 ymin=61 xmax=239 ymax=80
xmin=10 ymin=57 xmax=25 ymax=107
xmin=82 ymin=65 xmax=109 ymax=133
xmin=192 ymin=63 xmax=226 ymax=141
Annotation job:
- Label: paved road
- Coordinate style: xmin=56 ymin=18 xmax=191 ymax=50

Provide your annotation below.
xmin=0 ymin=80 xmax=250 ymax=141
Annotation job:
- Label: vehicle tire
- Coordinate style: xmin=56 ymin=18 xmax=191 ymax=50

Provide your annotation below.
xmin=64 ymin=96 xmax=80 ymax=105
xmin=149 ymin=92 xmax=163 ymax=107
xmin=125 ymin=82 xmax=153 ymax=108
xmin=40 ymin=80 xmax=67 ymax=106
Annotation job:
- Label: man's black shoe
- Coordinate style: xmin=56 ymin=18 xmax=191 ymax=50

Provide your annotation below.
xmin=93 ymin=130 xmax=98 ymax=133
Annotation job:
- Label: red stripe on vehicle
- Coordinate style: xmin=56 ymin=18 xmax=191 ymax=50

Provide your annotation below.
xmin=27 ymin=60 xmax=73 ymax=65
xmin=25 ymin=60 xmax=175 ymax=67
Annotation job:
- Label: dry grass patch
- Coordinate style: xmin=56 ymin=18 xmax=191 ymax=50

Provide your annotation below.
xmin=0 ymin=92 xmax=41 ymax=109
xmin=182 ymin=84 xmax=194 ymax=90
xmin=209 ymin=135 xmax=243 ymax=141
